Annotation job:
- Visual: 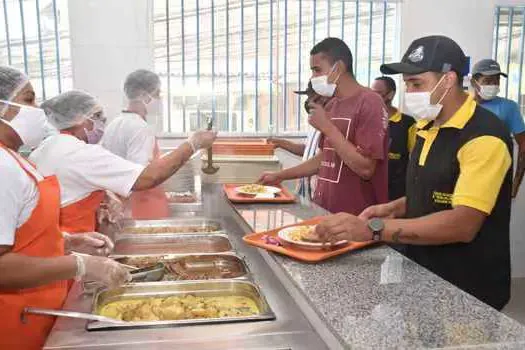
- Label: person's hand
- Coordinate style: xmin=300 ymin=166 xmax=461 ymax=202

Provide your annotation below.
xmin=308 ymin=102 xmax=333 ymax=134
xmin=77 ymin=255 xmax=131 ymax=289
xmin=188 ymin=130 xmax=218 ymax=151
xmin=267 ymin=137 xmax=283 ymax=148
xmin=315 ymin=212 xmax=372 ymax=244
xmin=64 ymin=232 xmax=114 ymax=256
xmin=98 ymin=192 xmax=125 ymax=226
xmin=359 ymin=203 xmax=396 ymax=220
xmin=257 ymin=171 xmax=282 ymax=186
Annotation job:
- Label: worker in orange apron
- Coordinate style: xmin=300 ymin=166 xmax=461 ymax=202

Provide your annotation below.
xmin=30 ymin=90 xmax=216 ymax=234
xmin=0 ymin=67 xmax=130 ymax=349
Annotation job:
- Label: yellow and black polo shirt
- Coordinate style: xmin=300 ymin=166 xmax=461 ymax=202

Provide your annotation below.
xmin=402 ymin=95 xmax=513 ymax=310
xmin=388 ymin=111 xmax=416 ymax=200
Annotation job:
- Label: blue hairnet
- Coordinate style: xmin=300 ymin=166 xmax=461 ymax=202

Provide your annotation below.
xmin=0 ymin=66 xmax=29 ymax=101
xmin=123 ymin=69 xmax=161 ymax=100
xmin=41 ymin=90 xmax=102 ymax=130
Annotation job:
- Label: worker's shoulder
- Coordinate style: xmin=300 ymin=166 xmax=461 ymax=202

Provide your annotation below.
xmin=0 ymin=148 xmax=29 ymax=184
xmin=464 ymin=105 xmax=512 ymax=144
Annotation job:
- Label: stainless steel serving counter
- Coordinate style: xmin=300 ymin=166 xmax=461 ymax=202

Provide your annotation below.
xmin=45 ymin=184 xmax=525 ymax=349
xmin=43 ymin=185 xmax=340 ymax=349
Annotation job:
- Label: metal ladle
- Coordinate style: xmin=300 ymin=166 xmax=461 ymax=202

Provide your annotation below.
xmin=21 ymin=307 xmax=127 ymax=325
xmin=201 ymin=117 xmax=219 ymax=175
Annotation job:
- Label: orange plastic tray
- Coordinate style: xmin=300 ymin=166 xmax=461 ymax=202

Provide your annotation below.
xmin=242 ymin=217 xmax=378 ymax=263
xmin=224 ymin=184 xmax=296 ymax=204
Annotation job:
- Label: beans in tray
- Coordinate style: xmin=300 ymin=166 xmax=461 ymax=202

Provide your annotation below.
xmin=122 ymin=225 xmax=220 ymax=234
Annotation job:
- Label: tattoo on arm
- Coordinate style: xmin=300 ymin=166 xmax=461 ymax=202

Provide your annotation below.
xmin=391 ymin=228 xmax=420 ymax=243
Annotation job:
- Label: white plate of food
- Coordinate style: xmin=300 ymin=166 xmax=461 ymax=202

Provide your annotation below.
xmin=278 ymin=225 xmax=348 ymax=250
xmin=235 ymin=184 xmax=282 ymax=196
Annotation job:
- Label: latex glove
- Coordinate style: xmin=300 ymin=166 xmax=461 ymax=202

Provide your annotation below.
xmin=257 ymin=171 xmax=282 ymax=186
xmin=76 ymin=255 xmax=131 ymax=289
xmin=64 ymin=232 xmax=114 ymax=256
xmin=188 ymin=130 xmax=218 ymax=151
xmin=97 ymin=192 xmax=125 ymax=226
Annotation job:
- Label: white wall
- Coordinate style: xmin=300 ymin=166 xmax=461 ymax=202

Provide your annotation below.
xmin=68 ymin=0 xmax=154 ymax=122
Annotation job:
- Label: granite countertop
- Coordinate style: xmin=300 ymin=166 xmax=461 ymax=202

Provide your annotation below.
xmin=232 ymin=197 xmax=525 ymax=349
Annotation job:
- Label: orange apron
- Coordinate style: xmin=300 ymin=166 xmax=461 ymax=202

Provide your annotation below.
xmin=129 ymin=141 xmax=169 ymax=219
xmin=0 ymin=144 xmax=68 ymax=350
xmin=60 ymin=191 xmax=105 ymax=233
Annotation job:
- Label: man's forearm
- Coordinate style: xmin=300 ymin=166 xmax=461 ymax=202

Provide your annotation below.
xmin=133 ymin=142 xmax=193 ymax=190
xmin=381 ymin=206 xmax=485 ymax=245
xmin=275 ymin=139 xmax=306 ymax=157
xmin=513 ymin=150 xmax=525 ymax=197
xmin=324 ymin=125 xmax=376 ymax=180
xmin=278 ymin=153 xmax=321 ymax=181
xmin=0 ymin=252 xmax=77 ymax=290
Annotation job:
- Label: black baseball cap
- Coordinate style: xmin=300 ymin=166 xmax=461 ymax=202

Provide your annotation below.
xmin=294 ymin=81 xmax=314 ymax=95
xmin=472 ymin=59 xmax=508 ymax=78
xmin=381 ymin=35 xmax=468 ymax=76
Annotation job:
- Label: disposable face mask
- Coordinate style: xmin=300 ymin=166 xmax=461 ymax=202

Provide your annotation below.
xmin=0 ymin=100 xmax=48 ymax=149
xmin=404 ymin=75 xmax=449 ymax=121
xmin=310 ymin=65 xmax=341 ymax=97
xmin=477 ymin=84 xmax=499 ymax=101
xmin=145 ymin=96 xmax=163 ymax=117
xmin=84 ymin=118 xmax=105 ymax=144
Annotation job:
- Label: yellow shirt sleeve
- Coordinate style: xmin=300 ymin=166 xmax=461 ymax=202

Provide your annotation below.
xmin=407 ymin=124 xmax=417 ymax=152
xmin=452 ymin=136 xmax=511 ymax=214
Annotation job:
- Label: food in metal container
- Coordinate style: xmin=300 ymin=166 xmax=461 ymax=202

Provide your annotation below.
xmin=166 ymin=192 xmax=197 ymax=203
xmin=122 ymin=224 xmax=220 ymax=234
xmin=98 ymin=295 xmax=259 ymax=321
xmin=116 ymin=255 xmax=246 ymax=281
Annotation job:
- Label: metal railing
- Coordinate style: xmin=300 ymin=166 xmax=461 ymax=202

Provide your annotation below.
xmin=154 ymin=0 xmax=401 ymax=135
xmin=493 ymin=6 xmax=525 ymax=114
xmin=0 ymin=0 xmax=71 ymax=102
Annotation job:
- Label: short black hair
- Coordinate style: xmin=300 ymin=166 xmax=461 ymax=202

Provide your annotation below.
xmin=375 ymin=76 xmax=396 ymax=93
xmin=310 ymin=37 xmax=354 ymax=75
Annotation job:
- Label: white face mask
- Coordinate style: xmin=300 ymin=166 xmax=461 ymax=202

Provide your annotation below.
xmin=310 ymin=64 xmax=341 ymax=97
xmin=145 ymin=96 xmax=163 ymax=117
xmin=477 ymin=84 xmax=499 ymax=101
xmin=0 ymin=100 xmax=48 ymax=149
xmin=404 ymin=75 xmax=449 ymax=121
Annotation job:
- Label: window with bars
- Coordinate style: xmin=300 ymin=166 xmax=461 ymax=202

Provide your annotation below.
xmin=0 ymin=0 xmax=71 ymax=102
xmin=493 ymin=6 xmax=525 ymax=114
xmin=154 ymin=0 xmax=401 ymax=135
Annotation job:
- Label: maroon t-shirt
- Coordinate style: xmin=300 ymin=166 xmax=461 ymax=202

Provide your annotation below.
xmin=313 ymin=89 xmax=389 ymax=215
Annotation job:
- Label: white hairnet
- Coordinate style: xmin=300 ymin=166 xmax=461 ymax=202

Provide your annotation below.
xmin=0 ymin=66 xmax=29 ymax=101
xmin=42 ymin=90 xmax=101 ymax=130
xmin=123 ymin=69 xmax=161 ymax=100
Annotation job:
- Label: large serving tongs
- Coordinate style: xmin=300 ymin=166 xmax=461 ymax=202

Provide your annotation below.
xmin=21 ymin=307 xmax=127 ymax=324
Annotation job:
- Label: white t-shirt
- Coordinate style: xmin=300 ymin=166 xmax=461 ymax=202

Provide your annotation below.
xmin=30 ymin=134 xmax=145 ymax=207
xmin=0 ymin=148 xmax=40 ymax=245
xmin=101 ymin=112 xmax=156 ymax=166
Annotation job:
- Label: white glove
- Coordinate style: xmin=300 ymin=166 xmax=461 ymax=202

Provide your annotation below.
xmin=188 ymin=130 xmax=218 ymax=152
xmin=64 ymin=232 xmax=114 ymax=256
xmin=75 ymin=255 xmax=131 ymax=289
xmin=97 ymin=191 xmax=125 ymax=226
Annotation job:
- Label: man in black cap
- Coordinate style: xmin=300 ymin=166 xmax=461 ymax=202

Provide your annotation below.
xmin=471 ymin=58 xmax=525 ymax=197
xmin=314 ymin=35 xmax=513 ymax=310
xmin=267 ymin=82 xmax=330 ymax=199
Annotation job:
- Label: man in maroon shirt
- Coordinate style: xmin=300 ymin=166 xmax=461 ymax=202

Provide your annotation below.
xmin=259 ymin=38 xmax=389 ymax=214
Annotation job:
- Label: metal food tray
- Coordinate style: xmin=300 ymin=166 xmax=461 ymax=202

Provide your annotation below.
xmin=113 ymin=234 xmax=233 ymax=256
xmin=113 ymin=253 xmax=250 ymax=281
xmin=168 ymin=201 xmax=204 ymax=214
xmin=117 ymin=218 xmax=223 ymax=236
xmin=87 ymin=280 xmax=275 ymax=331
